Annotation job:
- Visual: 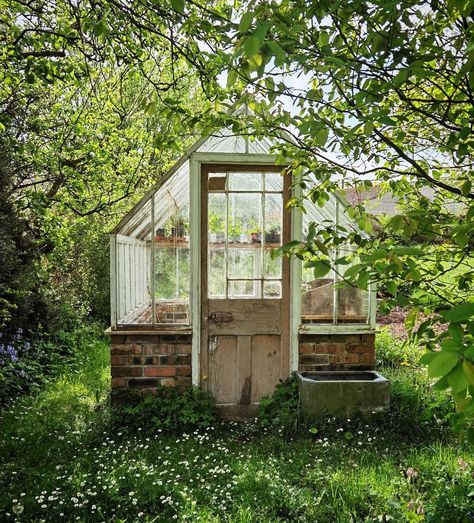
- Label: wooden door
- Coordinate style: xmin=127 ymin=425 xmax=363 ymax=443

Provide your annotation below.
xmin=201 ymin=164 xmax=290 ymax=417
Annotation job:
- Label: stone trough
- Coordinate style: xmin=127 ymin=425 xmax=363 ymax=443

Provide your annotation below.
xmin=297 ymin=371 xmax=390 ymax=419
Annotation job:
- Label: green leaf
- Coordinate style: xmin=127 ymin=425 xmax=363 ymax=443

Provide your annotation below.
xmin=386 ymin=280 xmax=397 ymax=296
xmin=227 ymin=69 xmax=238 ymax=88
xmin=461 ymin=179 xmax=472 ymax=195
xmin=464 ymin=346 xmax=474 ymax=360
xmin=388 ymin=215 xmax=404 ymax=232
xmin=447 ymin=362 xmax=469 ymax=392
xmin=357 ymin=271 xmax=370 ymax=289
xmin=312 ymin=261 xmax=331 ymax=279
xmin=443 ymin=303 xmax=474 ymax=323
xmin=418 ymin=351 xmax=437 ymax=365
xmin=428 ymin=351 xmax=460 ymax=378
xmin=267 ymin=41 xmax=286 ymax=64
xmin=405 ymin=307 xmax=419 ymax=331
xmin=239 ymin=12 xmax=254 ymax=33
xmin=244 ymin=36 xmax=260 ymax=56
xmin=463 ymin=360 xmax=474 ymax=385
xmin=314 ymin=127 xmax=329 ymax=147
xmin=432 ymin=376 xmax=450 ymax=391
xmin=171 ymin=0 xmax=185 ymax=13
xmin=363 ymin=121 xmax=374 ymax=136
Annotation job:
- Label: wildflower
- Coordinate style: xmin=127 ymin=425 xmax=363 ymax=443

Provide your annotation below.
xmin=405 ymin=467 xmax=419 ymax=479
xmin=12 ymin=504 xmax=24 ymax=515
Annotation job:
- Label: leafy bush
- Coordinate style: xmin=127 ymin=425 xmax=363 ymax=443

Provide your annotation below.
xmin=259 ymin=374 xmax=299 ymax=436
xmin=113 ymin=386 xmax=217 ymax=433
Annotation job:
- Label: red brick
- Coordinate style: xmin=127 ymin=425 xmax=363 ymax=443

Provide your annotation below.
xmin=359 ymin=353 xmax=375 ymax=364
xmin=349 ymin=344 xmax=373 ymax=354
xmin=143 ymin=343 xmax=175 ymax=356
xmin=329 ymin=354 xmax=360 ymax=364
xmin=175 ymin=344 xmax=192 ymax=355
xmin=111 ymin=355 xmax=126 ymax=366
xmin=110 ymin=335 xmax=126 ymax=344
xmin=176 ymin=376 xmax=192 ymax=389
xmin=160 ymin=378 xmax=177 ymax=387
xmin=111 ymin=377 xmax=127 ymax=388
xmin=111 ymin=344 xmax=133 ymax=355
xmin=126 ymin=335 xmax=159 ymax=344
xmin=176 ymin=365 xmax=191 ymax=376
xmin=175 ymin=354 xmax=191 ymax=365
xmin=156 ymin=355 xmax=174 ymax=365
xmin=144 ymin=366 xmax=176 ymax=377
xmin=300 ymin=354 xmax=330 ymax=365
xmin=299 ymin=343 xmax=315 ymax=354
xmin=111 ymin=366 xmax=143 ymax=377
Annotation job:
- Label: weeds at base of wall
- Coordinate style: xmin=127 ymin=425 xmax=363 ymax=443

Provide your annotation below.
xmin=112 ymin=386 xmax=218 ymax=434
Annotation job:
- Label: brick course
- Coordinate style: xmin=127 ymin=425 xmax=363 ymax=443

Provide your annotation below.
xmin=298 ymin=333 xmax=375 ymax=372
xmin=110 ymin=333 xmax=192 ymax=396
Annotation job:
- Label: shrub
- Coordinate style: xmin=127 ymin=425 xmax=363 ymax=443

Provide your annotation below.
xmin=259 ymin=374 xmax=299 ymax=436
xmin=113 ymin=386 xmax=217 ymax=433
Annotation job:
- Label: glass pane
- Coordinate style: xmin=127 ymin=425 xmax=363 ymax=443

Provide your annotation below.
xmin=337 ymin=286 xmax=368 ymax=323
xmin=337 ymin=245 xmax=368 ymax=323
xmin=264 ymin=280 xmax=281 ymax=298
xmin=154 ymin=245 xmax=190 ymax=324
xmin=228 ymin=172 xmax=263 ymax=191
xmin=154 ymin=246 xmax=190 ymax=300
xmin=228 ymin=279 xmax=261 ymax=299
xmin=229 ymin=247 xmax=258 ymax=279
xmin=264 ymin=193 xmax=282 ymax=245
xmin=229 ymin=193 xmax=262 ymax=243
xmin=264 ymin=249 xmax=282 ymax=279
xmin=208 ymin=193 xmax=226 ymax=244
xmin=265 ymin=172 xmax=284 ymax=192
xmin=209 ymin=247 xmax=226 ymax=298
xmin=301 ymin=259 xmax=335 ymax=323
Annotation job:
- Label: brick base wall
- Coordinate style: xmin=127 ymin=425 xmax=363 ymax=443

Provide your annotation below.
xmin=299 ymin=333 xmax=375 ymax=372
xmin=110 ymin=333 xmax=192 ymax=397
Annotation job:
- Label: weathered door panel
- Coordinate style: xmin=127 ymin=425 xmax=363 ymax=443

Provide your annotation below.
xmin=250 ymin=335 xmax=281 ymax=402
xmin=208 ymin=335 xmax=238 ymax=404
xmin=208 ymin=300 xmax=281 ymax=336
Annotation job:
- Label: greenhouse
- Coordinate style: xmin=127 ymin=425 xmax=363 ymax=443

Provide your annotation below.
xmin=109 ymin=129 xmax=377 ymax=414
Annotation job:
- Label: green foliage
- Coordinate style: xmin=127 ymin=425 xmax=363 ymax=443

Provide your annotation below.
xmin=0 ymin=323 xmax=106 ymax=406
xmin=375 ymin=328 xmax=422 ymax=369
xmin=258 ymin=374 xmax=299 ymax=435
xmin=113 ymin=386 xmax=217 ymax=434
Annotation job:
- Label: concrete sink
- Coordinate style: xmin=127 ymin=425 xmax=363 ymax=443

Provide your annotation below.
xmin=297 ymin=371 xmax=390 ymax=419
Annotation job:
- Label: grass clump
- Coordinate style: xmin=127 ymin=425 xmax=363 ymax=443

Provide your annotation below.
xmin=258 ymin=374 xmax=299 ymax=436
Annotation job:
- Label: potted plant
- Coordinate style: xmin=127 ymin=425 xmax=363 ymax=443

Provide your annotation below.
xmin=251 ymin=229 xmax=262 ymax=243
xmin=155 ymin=227 xmax=167 ymax=241
xmin=170 ymin=215 xmax=187 ymax=239
xmin=266 ymin=224 xmax=281 ymax=243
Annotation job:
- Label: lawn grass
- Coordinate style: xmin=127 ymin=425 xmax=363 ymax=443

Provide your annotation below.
xmin=0 ymin=330 xmax=473 ymax=522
